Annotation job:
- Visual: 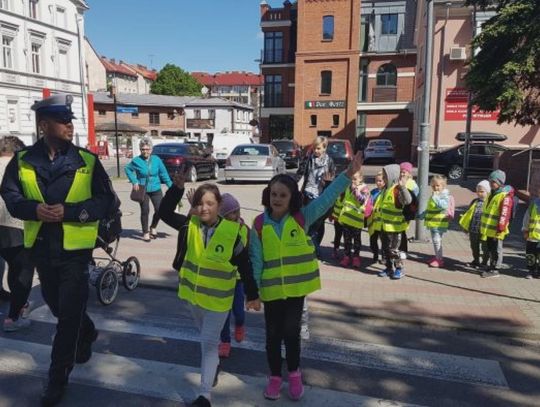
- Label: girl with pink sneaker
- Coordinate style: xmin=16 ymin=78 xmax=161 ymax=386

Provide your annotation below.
xmin=338 ymin=170 xmax=372 ymax=269
xmin=250 ymin=153 xmax=363 ymax=401
xmin=423 ymin=175 xmax=454 ymax=268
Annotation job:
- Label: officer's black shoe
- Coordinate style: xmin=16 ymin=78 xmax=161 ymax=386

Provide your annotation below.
xmin=76 ymin=329 xmax=99 ymax=364
xmin=41 ymin=382 xmax=66 ymax=407
xmin=191 ymin=395 xmax=211 ymax=407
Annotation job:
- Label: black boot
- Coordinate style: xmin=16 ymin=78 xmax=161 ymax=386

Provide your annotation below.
xmin=41 ymin=382 xmax=66 ymax=407
xmin=191 ymin=395 xmax=211 ymax=407
xmin=76 ymin=329 xmax=99 ymax=364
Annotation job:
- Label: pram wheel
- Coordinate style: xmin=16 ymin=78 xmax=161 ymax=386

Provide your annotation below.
xmin=122 ymin=256 xmax=140 ymax=291
xmin=96 ymin=266 xmax=119 ymax=305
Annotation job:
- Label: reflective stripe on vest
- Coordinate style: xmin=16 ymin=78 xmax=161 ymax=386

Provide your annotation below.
xmin=380 ymin=186 xmax=408 ymax=233
xmin=528 ymin=205 xmax=540 ymax=241
xmin=260 ymin=215 xmax=320 ymax=302
xmin=459 ymin=201 xmax=480 ymax=232
xmin=178 ymin=216 xmax=240 ymax=312
xmin=480 ymin=192 xmax=509 ymax=239
xmin=338 ymin=188 xmax=365 ymax=229
xmin=424 ymin=197 xmax=448 ymax=229
xmin=332 ymin=195 xmax=343 ymax=218
xmin=18 ymin=150 xmax=99 ymax=250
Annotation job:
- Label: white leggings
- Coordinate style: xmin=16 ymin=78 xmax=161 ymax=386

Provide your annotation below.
xmin=431 ymin=230 xmax=444 ymax=260
xmin=189 ymin=304 xmax=229 ymax=399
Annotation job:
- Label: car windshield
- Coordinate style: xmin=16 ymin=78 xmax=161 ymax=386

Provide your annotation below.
xmin=153 ymin=145 xmax=188 ymax=155
xmin=368 ymin=140 xmax=392 ymax=148
xmin=232 ymin=146 xmax=269 ymax=156
xmin=272 ymin=141 xmax=292 ymax=151
xmin=327 ymin=142 xmax=346 ymax=157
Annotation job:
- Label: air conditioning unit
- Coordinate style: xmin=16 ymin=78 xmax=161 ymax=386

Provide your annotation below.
xmin=449 ymin=47 xmax=467 ymax=61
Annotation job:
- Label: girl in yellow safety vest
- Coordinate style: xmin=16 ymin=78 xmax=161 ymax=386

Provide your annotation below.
xmin=423 ymin=175 xmax=453 ymax=268
xmin=522 ymin=187 xmax=540 ymax=279
xmin=338 ymin=170 xmax=372 ymax=269
xmin=249 ymin=152 xmax=363 ymax=401
xmin=368 ymin=171 xmax=385 ymax=263
xmin=159 ymin=174 xmax=260 ymax=407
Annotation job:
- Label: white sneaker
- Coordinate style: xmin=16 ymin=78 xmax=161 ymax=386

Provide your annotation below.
xmin=3 ymin=317 xmax=31 ymax=332
xmin=20 ymin=301 xmax=33 ymax=319
xmin=150 ymin=228 xmax=157 ymax=238
xmin=300 ymin=326 xmax=310 ymax=340
xmin=143 ymin=233 xmax=151 ymax=242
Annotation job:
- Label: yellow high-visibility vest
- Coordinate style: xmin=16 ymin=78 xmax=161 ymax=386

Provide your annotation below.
xmin=459 ymin=200 xmax=482 ymax=232
xmin=18 ymin=150 xmax=99 ymax=250
xmin=528 ymin=204 xmax=540 ymax=241
xmin=380 ymin=185 xmax=408 ymax=233
xmin=424 ymin=197 xmax=449 ymax=229
xmin=480 ymin=192 xmax=509 ymax=240
xmin=338 ymin=188 xmax=365 ymax=229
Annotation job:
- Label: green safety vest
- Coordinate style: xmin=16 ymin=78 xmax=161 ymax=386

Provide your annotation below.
xmin=424 ymin=197 xmax=449 ymax=229
xmin=528 ymin=204 xmax=540 ymax=241
xmin=367 ymin=192 xmax=383 ymax=236
xmin=480 ymin=192 xmax=509 ymax=240
xmin=332 ymin=194 xmax=343 ymax=219
xmin=380 ymin=185 xmax=408 ymax=233
xmin=260 ymin=215 xmax=320 ymax=302
xmin=338 ymin=188 xmax=365 ymax=229
xmin=178 ymin=216 xmax=242 ymax=312
xmin=459 ymin=200 xmax=481 ymax=232
xmin=18 ymin=150 xmax=99 ymax=250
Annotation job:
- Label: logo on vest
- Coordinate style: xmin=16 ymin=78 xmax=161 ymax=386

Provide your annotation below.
xmin=215 ymin=244 xmax=224 ymax=253
xmin=290 ymin=229 xmax=298 ymax=238
xmin=79 ymin=209 xmax=89 ymax=223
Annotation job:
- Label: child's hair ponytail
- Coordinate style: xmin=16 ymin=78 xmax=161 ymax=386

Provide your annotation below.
xmin=262 ymin=174 xmax=303 ymax=214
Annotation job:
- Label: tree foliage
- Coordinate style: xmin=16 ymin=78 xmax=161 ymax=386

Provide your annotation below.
xmin=465 ymin=0 xmax=540 ymax=126
xmin=150 ymin=64 xmax=202 ymax=96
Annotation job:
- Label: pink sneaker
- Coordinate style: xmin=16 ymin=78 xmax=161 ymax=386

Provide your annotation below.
xmin=264 ymin=376 xmax=282 ymax=400
xmin=429 ymin=258 xmax=443 ymax=268
xmin=352 ymin=256 xmax=361 ymax=269
xmin=287 ymin=370 xmax=304 ymax=400
xmin=339 ymin=255 xmax=351 ymax=268
xmin=218 ymin=342 xmax=231 ymax=358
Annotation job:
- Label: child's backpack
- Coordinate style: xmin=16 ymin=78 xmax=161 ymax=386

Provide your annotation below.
xmin=253 ymin=212 xmax=305 ymax=239
xmin=446 ymin=195 xmax=455 ymax=220
xmin=402 ymin=190 xmax=418 ymax=221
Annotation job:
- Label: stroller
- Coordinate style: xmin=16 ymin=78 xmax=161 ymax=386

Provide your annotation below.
xmin=88 ymin=210 xmax=141 ymax=305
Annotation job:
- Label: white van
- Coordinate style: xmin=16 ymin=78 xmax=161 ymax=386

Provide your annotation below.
xmin=210 ymin=133 xmax=253 ymax=166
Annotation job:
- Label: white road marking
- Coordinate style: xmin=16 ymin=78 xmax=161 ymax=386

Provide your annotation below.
xmin=0 ymin=337 xmax=423 ymax=407
xmin=29 ymin=305 xmax=508 ymax=388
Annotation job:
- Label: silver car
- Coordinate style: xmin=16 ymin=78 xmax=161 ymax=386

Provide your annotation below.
xmin=224 ymin=144 xmax=286 ymax=183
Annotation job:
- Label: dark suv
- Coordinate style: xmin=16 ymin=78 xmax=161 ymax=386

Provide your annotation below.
xmin=271 ymin=139 xmax=302 ymax=168
xmin=152 ymin=143 xmax=219 ymax=183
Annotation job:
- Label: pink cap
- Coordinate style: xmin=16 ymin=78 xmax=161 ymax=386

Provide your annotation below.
xmin=400 ymin=162 xmax=413 ymax=173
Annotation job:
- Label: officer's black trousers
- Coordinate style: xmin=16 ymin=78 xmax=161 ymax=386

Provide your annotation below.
xmin=35 ymin=256 xmax=95 ymax=385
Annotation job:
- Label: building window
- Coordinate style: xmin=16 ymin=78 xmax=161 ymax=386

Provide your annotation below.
xmin=31 ymin=43 xmax=41 ymax=73
xmin=194 ymin=109 xmax=201 ymax=119
xmin=208 ymin=109 xmax=215 ymax=119
xmin=333 ymin=115 xmax=339 ymax=127
xmin=7 ymin=99 xmax=20 ymax=133
xmin=264 ymin=75 xmax=282 ymax=107
xmin=310 ymin=115 xmax=317 ymax=127
xmin=356 ymin=112 xmax=367 ymax=150
xmin=29 ymin=0 xmax=38 ymax=19
xmin=149 ymin=112 xmax=160 ymax=125
xmin=320 ymin=71 xmax=332 ymax=94
xmin=98 ymin=110 xmax=106 ymax=116
xmin=322 ymin=16 xmax=334 ymax=41
xmin=376 ymin=63 xmax=397 ymax=86
xmin=131 ymin=112 xmax=138 ymax=118
xmin=264 ymin=32 xmax=283 ymax=63
xmin=150 ymin=130 xmax=158 ymax=137
xmin=381 ymin=14 xmax=398 ymax=35
xmin=0 ymin=0 xmax=9 ymax=10
xmin=359 ymin=60 xmax=369 ymax=102
xmin=58 ymin=48 xmax=69 ymax=78
xmin=2 ymin=36 xmax=13 ymax=69
xmin=56 ymin=7 xmax=67 ymax=28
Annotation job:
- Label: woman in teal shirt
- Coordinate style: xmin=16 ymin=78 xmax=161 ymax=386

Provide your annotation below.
xmin=125 ymin=139 xmax=172 ymax=241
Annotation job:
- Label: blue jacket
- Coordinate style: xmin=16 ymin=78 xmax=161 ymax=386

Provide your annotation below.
xmin=249 ymin=172 xmax=351 ymax=286
xmin=125 ymin=155 xmax=172 ymax=193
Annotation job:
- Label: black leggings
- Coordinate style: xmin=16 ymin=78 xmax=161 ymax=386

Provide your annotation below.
xmin=333 ymin=221 xmax=343 ymax=250
xmin=264 ymin=296 xmax=305 ymax=377
xmin=140 ymin=190 xmax=163 ymax=233
xmin=343 ymin=225 xmax=362 ymax=256
xmin=0 ymin=246 xmax=34 ymax=319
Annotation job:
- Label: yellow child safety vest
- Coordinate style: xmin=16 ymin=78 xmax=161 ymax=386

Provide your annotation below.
xmin=480 ymin=192 xmax=509 ymax=240
xmin=459 ymin=200 xmax=482 ymax=232
xmin=367 ymin=191 xmax=383 ymax=236
xmin=260 ymin=215 xmax=321 ymax=302
xmin=18 ymin=150 xmax=99 ymax=250
xmin=332 ymin=194 xmax=343 ymax=219
xmin=424 ymin=196 xmax=449 ymax=229
xmin=528 ymin=204 xmax=540 ymax=241
xmin=178 ymin=216 xmax=243 ymax=312
xmin=338 ymin=188 xmax=365 ymax=229
xmin=380 ymin=185 xmax=408 ymax=233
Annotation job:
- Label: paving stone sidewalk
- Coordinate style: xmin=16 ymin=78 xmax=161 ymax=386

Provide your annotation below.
xmin=108 ymin=179 xmax=540 ymax=339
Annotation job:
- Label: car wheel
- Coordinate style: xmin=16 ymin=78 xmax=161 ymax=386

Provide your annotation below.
xmin=188 ymin=165 xmax=198 ymax=183
xmin=447 ymin=164 xmax=463 ymax=180
xmin=211 ymin=163 xmax=219 ymax=180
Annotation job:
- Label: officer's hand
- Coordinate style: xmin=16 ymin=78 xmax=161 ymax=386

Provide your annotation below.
xmin=36 ymin=203 xmax=61 ymax=223
xmin=48 ymin=204 xmax=64 ymax=221
xmin=346 ymin=152 xmax=363 ymax=177
xmin=246 ymin=299 xmax=261 ymax=311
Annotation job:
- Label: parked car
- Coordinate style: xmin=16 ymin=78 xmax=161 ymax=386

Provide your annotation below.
xmin=224 ymin=144 xmax=286 ymax=183
xmin=211 ymin=133 xmax=253 ymax=167
xmin=429 ymin=143 xmax=508 ymax=180
xmin=363 ymin=139 xmax=395 ymax=163
xmin=152 ymin=142 xmax=219 ymax=182
xmin=271 ymin=139 xmax=302 ymax=168
xmin=303 ymin=139 xmax=354 ymax=174
xmin=183 ymin=139 xmax=212 ymax=156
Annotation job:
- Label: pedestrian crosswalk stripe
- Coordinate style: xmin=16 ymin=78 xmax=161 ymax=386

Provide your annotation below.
xmin=29 ymin=305 xmax=508 ymax=388
xmin=0 ymin=337 xmax=424 ymax=407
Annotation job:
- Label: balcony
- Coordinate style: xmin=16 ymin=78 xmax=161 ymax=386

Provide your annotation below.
xmin=186 ymin=119 xmax=215 ymax=129
xmin=372 ymin=87 xmax=397 ymax=103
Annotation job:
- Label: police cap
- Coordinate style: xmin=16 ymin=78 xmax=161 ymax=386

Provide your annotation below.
xmin=31 ymin=93 xmax=76 ymax=121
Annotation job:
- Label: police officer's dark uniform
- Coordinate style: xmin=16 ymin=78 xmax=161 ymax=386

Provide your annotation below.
xmin=0 ymin=94 xmax=116 ymax=406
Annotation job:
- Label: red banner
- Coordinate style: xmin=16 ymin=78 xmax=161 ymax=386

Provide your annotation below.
xmin=444 ymin=88 xmax=499 ymax=121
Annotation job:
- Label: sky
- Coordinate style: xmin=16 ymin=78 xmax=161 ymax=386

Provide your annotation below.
xmin=85 ymin=0 xmax=283 ymax=74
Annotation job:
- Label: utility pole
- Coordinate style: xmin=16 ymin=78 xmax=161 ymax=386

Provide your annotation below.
xmin=415 ymin=0 xmax=434 ymax=241
xmin=463 ymin=4 xmax=477 ymax=181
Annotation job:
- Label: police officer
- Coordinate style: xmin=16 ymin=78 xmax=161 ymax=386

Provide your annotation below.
xmin=0 ymin=94 xmax=116 ymax=406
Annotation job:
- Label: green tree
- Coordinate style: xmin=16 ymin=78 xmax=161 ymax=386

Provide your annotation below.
xmin=465 ymin=0 xmax=540 ymax=126
xmin=150 ymin=64 xmax=202 ymax=96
